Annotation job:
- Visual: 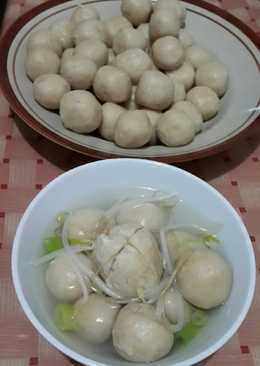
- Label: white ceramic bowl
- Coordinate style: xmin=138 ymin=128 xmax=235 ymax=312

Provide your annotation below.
xmin=12 ymin=159 xmax=256 ymax=366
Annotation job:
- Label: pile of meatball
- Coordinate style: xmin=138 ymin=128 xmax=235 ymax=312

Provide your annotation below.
xmin=25 ymin=0 xmax=229 ymax=148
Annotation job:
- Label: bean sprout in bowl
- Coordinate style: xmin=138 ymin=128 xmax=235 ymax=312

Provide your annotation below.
xmin=12 ymin=159 xmax=255 ymax=366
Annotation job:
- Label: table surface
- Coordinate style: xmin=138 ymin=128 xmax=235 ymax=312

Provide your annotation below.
xmin=0 ymin=0 xmax=260 ymax=365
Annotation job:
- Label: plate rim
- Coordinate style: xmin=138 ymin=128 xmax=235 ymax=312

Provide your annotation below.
xmin=0 ymin=0 xmax=259 ymax=163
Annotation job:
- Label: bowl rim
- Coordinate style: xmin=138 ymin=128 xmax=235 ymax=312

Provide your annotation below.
xmin=0 ymin=0 xmax=260 ymax=163
xmin=11 ymin=158 xmax=256 ymax=366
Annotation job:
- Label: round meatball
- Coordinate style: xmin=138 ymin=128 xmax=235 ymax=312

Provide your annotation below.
xmin=60 ymin=55 xmax=97 ymax=90
xmin=112 ymin=27 xmax=147 ymax=55
xmin=186 ymin=45 xmax=213 ymax=69
xmin=164 ymin=289 xmax=191 ymax=326
xmin=167 ymin=61 xmax=195 ymax=91
xmin=75 ymin=39 xmax=108 ymax=68
xmin=115 ymin=48 xmax=153 ymax=84
xmin=25 ymin=46 xmax=60 ymax=81
xmin=114 ymin=110 xmax=152 ymax=148
xmin=157 ymin=110 xmax=195 ymax=146
xmin=178 ymin=29 xmax=193 ymax=49
xmin=33 ymin=74 xmax=70 ymax=110
xmin=113 ymin=303 xmax=174 ymax=363
xmin=195 ymin=61 xmax=229 ymax=97
xmin=60 ymin=90 xmax=102 ymax=133
xmin=177 ymin=247 xmax=233 ymax=309
xmin=100 ymin=103 xmax=125 ymax=141
xmin=75 ymin=294 xmax=120 ymax=344
xmin=49 ymin=20 xmax=73 ymax=50
xmin=152 ymin=36 xmax=184 ymax=71
xmin=121 ymin=0 xmax=152 ymax=27
xmin=27 ymin=29 xmax=63 ymax=56
xmin=93 ymin=65 xmax=132 ymax=103
xmin=104 ymin=16 xmax=132 ymax=48
xmin=149 ymin=9 xmax=181 ymax=42
xmin=154 ymin=0 xmax=186 ymax=26
xmin=73 ymin=19 xmax=108 ymax=45
xmin=71 ymin=5 xmax=100 ymax=25
xmin=136 ymin=70 xmax=174 ymax=111
xmin=187 ymin=86 xmax=220 ymax=121
xmin=171 ymin=100 xmax=203 ymax=133
xmin=173 ymin=80 xmax=186 ymax=103
xmin=45 ymin=253 xmax=92 ymax=302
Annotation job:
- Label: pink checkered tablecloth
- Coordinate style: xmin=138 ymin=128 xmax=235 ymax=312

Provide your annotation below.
xmin=0 ymin=1 xmax=260 ymax=365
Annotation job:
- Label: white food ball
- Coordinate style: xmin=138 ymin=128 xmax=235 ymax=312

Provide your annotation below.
xmin=71 ymin=5 xmax=100 ymax=25
xmin=157 ymin=110 xmax=195 ymax=146
xmin=137 ymin=23 xmax=150 ymax=46
xmin=149 ymin=9 xmax=181 ymax=42
xmin=75 ymin=39 xmax=108 ymax=68
xmin=195 ymin=61 xmax=229 ymax=97
xmin=45 ymin=253 xmax=93 ymax=302
xmin=108 ymin=48 xmax=116 ymax=65
xmin=187 ymin=86 xmax=220 ymax=121
xmin=60 ymin=55 xmax=97 ymax=90
xmin=73 ymin=19 xmax=108 ymax=46
xmin=25 ymin=46 xmax=60 ymax=81
xmin=61 ymin=48 xmax=75 ymax=63
xmin=171 ymin=100 xmax=203 ymax=133
xmin=27 ymin=29 xmax=63 ymax=56
xmin=164 ymin=289 xmax=191 ymax=325
xmin=124 ymin=86 xmax=138 ymax=110
xmin=66 ymin=208 xmax=107 ymax=242
xmin=114 ymin=110 xmax=152 ymax=148
xmin=186 ymin=45 xmax=213 ymax=69
xmin=33 ymin=74 xmax=70 ymax=110
xmin=99 ymin=103 xmax=125 ymax=141
xmin=172 ymin=80 xmax=186 ymax=103
xmin=177 ymin=247 xmax=233 ymax=309
xmin=121 ymin=0 xmax=152 ymax=27
xmin=60 ymin=90 xmax=102 ymax=133
xmin=142 ymin=109 xmax=162 ymax=144
xmin=104 ymin=16 xmax=132 ymax=48
xmin=112 ymin=27 xmax=147 ymax=55
xmin=154 ymin=0 xmax=186 ymax=26
xmin=167 ymin=61 xmax=195 ymax=91
xmin=152 ymin=36 xmax=184 ymax=71
xmin=49 ymin=20 xmax=73 ymax=50
xmin=93 ymin=65 xmax=132 ymax=103
xmin=136 ymin=70 xmax=174 ymax=111
xmin=178 ymin=29 xmax=194 ymax=48
xmin=115 ymin=48 xmax=153 ymax=84
xmin=113 ymin=303 xmax=174 ymax=363
xmin=75 ymin=294 xmax=120 ymax=345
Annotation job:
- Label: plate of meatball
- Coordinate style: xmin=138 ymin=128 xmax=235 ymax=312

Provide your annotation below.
xmin=0 ymin=0 xmax=259 ymax=162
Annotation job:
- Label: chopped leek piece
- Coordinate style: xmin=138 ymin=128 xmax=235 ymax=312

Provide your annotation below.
xmin=43 ymin=235 xmax=62 ymax=253
xmin=191 ymin=310 xmax=208 ymax=327
xmin=54 ymin=304 xmax=78 ymax=332
xmin=175 ymin=310 xmax=208 ymax=344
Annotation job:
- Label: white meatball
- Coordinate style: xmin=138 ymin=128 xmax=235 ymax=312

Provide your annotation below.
xmin=171 ymin=100 xmax=203 ymax=133
xmin=93 ymin=65 xmax=132 ymax=103
xmin=114 ymin=110 xmax=152 ymax=148
xmin=25 ymin=46 xmax=60 ymax=81
xmin=142 ymin=109 xmax=162 ymax=144
xmin=73 ymin=20 xmax=108 ymax=46
xmin=49 ymin=20 xmax=73 ymax=50
xmin=75 ymin=294 xmax=120 ymax=344
xmin=104 ymin=16 xmax=132 ymax=48
xmin=113 ymin=303 xmax=174 ymax=363
xmin=67 ymin=208 xmax=107 ymax=242
xmin=157 ymin=110 xmax=195 ymax=146
xmin=187 ymin=86 xmax=220 ymax=121
xmin=164 ymin=289 xmax=191 ymax=325
xmin=33 ymin=74 xmax=70 ymax=110
xmin=172 ymin=80 xmax=186 ymax=103
xmin=61 ymin=48 xmax=75 ymax=63
xmin=45 ymin=253 xmax=92 ymax=302
xmin=71 ymin=5 xmax=100 ymax=25
xmin=136 ymin=70 xmax=174 ymax=111
xmin=152 ymin=36 xmax=184 ymax=71
xmin=100 ymin=103 xmax=125 ymax=141
xmin=124 ymin=86 xmax=138 ymax=110
xmin=154 ymin=0 xmax=186 ymax=26
xmin=186 ymin=45 xmax=213 ymax=69
xmin=177 ymin=247 xmax=233 ymax=309
xmin=137 ymin=23 xmax=150 ymax=46
xmin=108 ymin=48 xmax=116 ymax=65
xmin=60 ymin=55 xmax=97 ymax=90
xmin=75 ymin=39 xmax=108 ymax=68
xmin=112 ymin=27 xmax=147 ymax=55
xmin=115 ymin=48 xmax=153 ymax=84
xmin=121 ymin=0 xmax=152 ymax=27
xmin=60 ymin=90 xmax=102 ymax=133
xmin=27 ymin=29 xmax=63 ymax=56
xmin=149 ymin=9 xmax=181 ymax=42
xmin=178 ymin=29 xmax=194 ymax=48
xmin=195 ymin=61 xmax=229 ymax=97
xmin=167 ymin=61 xmax=195 ymax=91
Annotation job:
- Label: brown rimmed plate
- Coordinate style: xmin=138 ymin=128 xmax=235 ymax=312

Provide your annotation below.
xmin=0 ymin=0 xmax=259 ymax=162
